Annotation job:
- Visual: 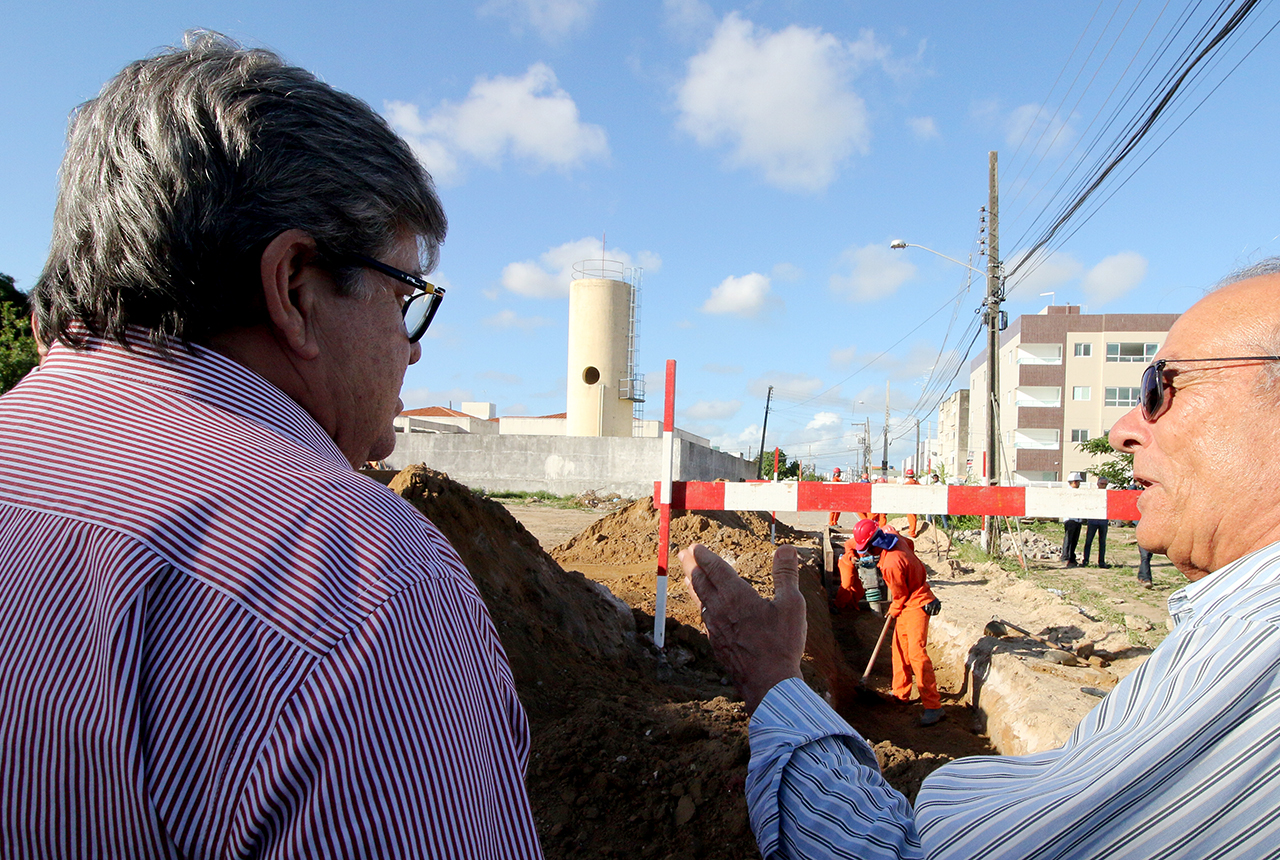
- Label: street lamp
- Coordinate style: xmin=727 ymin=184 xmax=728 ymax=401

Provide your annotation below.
xmin=890 ymin=240 xmax=988 ymax=278
xmin=891 ymin=237 xmax=1006 ymax=499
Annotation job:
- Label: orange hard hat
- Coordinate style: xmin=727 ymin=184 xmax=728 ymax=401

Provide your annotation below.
xmin=853 ymin=518 xmax=880 ymax=552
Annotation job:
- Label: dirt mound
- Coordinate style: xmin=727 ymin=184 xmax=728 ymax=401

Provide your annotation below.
xmin=388 ymin=467 xmax=964 ymax=858
xmin=555 ymin=497 xmax=807 ymax=568
xmin=389 ymin=467 xmax=764 ymax=858
xmin=552 ymin=498 xmax=807 ymax=630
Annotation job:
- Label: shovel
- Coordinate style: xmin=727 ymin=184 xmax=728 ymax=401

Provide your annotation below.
xmin=860 ymin=614 xmax=896 ymax=687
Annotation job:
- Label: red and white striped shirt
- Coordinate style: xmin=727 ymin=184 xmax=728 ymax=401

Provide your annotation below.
xmin=0 ymin=332 xmax=542 ymax=858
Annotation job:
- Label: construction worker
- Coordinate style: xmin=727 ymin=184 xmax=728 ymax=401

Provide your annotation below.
xmin=828 ymin=467 xmax=843 ymax=527
xmin=852 ymin=518 xmax=943 ymax=726
xmin=902 ymin=468 xmax=921 ymax=538
xmin=833 ymin=538 xmax=865 ymax=611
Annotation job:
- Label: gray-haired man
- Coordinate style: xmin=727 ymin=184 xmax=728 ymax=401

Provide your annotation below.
xmin=0 ymin=33 xmax=541 ymax=857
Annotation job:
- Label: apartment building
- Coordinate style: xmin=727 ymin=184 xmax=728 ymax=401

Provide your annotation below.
xmin=963 ymin=305 xmax=1179 ymax=484
xmin=933 ymin=389 xmax=971 ymax=480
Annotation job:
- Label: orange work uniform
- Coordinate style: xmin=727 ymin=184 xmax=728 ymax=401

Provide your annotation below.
xmin=855 ymin=512 xmax=887 ymax=526
xmin=877 ymin=536 xmax=939 ymax=709
xmin=903 ymin=475 xmax=921 ymax=537
xmin=834 ymin=543 xmax=865 ymax=610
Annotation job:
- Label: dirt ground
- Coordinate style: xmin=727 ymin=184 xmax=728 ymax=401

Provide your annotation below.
xmin=386 ymin=468 xmax=1164 ymax=859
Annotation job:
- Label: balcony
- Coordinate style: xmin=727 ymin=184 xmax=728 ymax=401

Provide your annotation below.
xmin=1015 ymin=345 xmax=1063 ymax=365
xmin=1013 ymin=386 xmax=1062 ymax=408
xmin=1013 ymin=428 xmax=1060 ymax=450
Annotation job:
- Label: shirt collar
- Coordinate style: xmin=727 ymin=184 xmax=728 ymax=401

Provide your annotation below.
xmin=42 ymin=327 xmax=349 ymax=466
xmin=1167 ymin=541 xmax=1280 ymax=627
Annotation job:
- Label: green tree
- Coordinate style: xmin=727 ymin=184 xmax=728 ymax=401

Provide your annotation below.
xmin=0 ymin=273 xmax=38 ymax=394
xmin=758 ymin=447 xmax=801 ymax=480
xmin=1076 ymin=435 xmax=1133 ymax=486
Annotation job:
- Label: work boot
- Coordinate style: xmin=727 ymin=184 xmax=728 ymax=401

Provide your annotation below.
xmin=1097 ymin=562 xmax=1111 ymax=569
xmin=920 ymin=708 xmax=946 ymax=727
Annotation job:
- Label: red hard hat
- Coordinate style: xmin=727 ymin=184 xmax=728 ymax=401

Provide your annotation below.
xmin=833 ymin=467 xmax=841 ymax=475
xmin=853 ymin=518 xmax=880 ymax=553
xmin=905 ymin=468 xmax=915 ymax=477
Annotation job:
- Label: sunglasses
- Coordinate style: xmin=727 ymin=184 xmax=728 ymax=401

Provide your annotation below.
xmin=346 ymin=251 xmax=445 ymax=344
xmin=1141 ymin=355 xmax=1280 ymax=421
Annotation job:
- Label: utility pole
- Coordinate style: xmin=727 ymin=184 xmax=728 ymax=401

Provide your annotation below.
xmin=984 ymin=150 xmax=1004 ymax=553
xmin=881 ymin=380 xmax=890 ymax=480
xmin=915 ymin=418 xmax=921 ymax=474
xmin=864 ymin=417 xmax=872 ymax=478
xmin=756 ymin=385 xmax=773 ymax=479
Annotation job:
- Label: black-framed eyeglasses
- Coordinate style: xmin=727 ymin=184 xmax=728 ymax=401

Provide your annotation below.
xmin=1141 ymin=355 xmax=1280 ymax=421
xmin=347 ymin=251 xmax=445 ymax=344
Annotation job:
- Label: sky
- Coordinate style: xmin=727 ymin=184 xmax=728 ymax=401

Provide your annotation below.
xmin=4 ymin=1 xmax=1279 ymax=474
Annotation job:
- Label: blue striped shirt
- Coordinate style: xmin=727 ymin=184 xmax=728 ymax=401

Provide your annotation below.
xmin=749 ymin=542 xmax=1280 ymax=859
xmin=0 ymin=333 xmax=542 ymax=857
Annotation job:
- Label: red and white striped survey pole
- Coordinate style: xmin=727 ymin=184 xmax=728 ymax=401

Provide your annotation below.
xmin=653 ymin=359 xmax=677 ymax=649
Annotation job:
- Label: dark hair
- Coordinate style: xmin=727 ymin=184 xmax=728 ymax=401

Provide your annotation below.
xmin=34 ymin=30 xmax=446 ymax=351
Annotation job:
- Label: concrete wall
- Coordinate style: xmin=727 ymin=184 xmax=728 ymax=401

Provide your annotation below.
xmin=386 ymin=431 xmax=756 ymax=496
xmin=499 ymin=416 xmax=567 ymax=436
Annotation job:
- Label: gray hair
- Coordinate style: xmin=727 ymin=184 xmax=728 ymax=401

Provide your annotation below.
xmin=34 ymin=31 xmax=446 ymax=351
xmin=1215 ymin=256 xmax=1280 ymax=396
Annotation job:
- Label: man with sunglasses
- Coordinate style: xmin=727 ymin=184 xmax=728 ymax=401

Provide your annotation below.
xmin=0 ymin=34 xmax=540 ymax=857
xmin=682 ymin=262 xmax=1280 ymax=857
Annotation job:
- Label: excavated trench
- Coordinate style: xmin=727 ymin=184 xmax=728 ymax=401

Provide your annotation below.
xmin=387 ymin=467 xmax=1144 ymax=860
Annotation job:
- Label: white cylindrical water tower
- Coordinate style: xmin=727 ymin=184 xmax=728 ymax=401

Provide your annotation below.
xmin=566 ymin=259 xmax=641 ymax=437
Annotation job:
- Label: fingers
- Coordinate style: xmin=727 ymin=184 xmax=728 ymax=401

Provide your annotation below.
xmin=680 ymin=542 xmax=738 ymax=602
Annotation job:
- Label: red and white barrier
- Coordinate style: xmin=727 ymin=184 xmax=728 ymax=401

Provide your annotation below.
xmin=653 ymin=481 xmax=1141 ymax=521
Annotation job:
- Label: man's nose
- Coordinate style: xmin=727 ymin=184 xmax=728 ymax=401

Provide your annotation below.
xmin=409 ymin=339 xmax=422 ymax=366
xmin=1109 ymin=407 xmax=1146 ymax=453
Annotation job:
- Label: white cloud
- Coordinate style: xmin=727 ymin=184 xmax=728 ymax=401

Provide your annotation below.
xmin=386 ymin=63 xmax=607 ymax=184
xmin=478 ymin=0 xmax=597 ymax=41
xmin=482 ymin=308 xmax=553 ymax=330
xmin=772 ymin=262 xmax=803 ymax=282
xmin=1082 ymin=252 xmax=1147 ymax=305
xmin=675 ymin=14 xmax=877 ymax=191
xmin=685 ymin=399 xmax=742 ymax=420
xmin=748 ymin=372 xmax=824 ymax=398
xmin=907 ymin=116 xmax=938 ymax=140
xmin=830 ymin=345 xmax=858 ymax=368
xmin=663 ymin=0 xmax=717 ymax=40
xmin=400 ymin=386 xmax=474 ymax=409
xmin=1005 ymin=103 xmax=1076 ymax=156
xmin=710 ymin=423 xmax=762 ymax=455
xmin=500 ymin=237 xmax=661 ymax=298
xmin=478 ymin=370 xmax=523 ymax=385
xmin=702 ymin=272 xmax=772 ymax=317
xmin=830 ymin=243 xmax=916 ymax=302
xmin=1005 ymin=250 xmax=1084 ymax=296
xmin=806 ymin=411 xmax=840 ymax=430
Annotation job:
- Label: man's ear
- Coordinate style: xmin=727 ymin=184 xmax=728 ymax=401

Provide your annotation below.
xmin=259 ymin=229 xmax=324 ymax=360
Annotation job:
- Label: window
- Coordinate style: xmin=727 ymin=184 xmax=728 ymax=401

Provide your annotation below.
xmin=1071 ymin=429 xmax=1089 ymax=443
xmin=1106 ymin=387 xmax=1141 ymax=407
xmin=1073 ymin=386 xmax=1091 ymax=401
xmin=1074 ymin=342 xmax=1092 ymax=357
xmin=1106 ymin=342 xmax=1158 ymax=363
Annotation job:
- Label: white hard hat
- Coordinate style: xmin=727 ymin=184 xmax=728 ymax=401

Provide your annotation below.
xmin=1068 ymin=472 xmax=1085 ymax=482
